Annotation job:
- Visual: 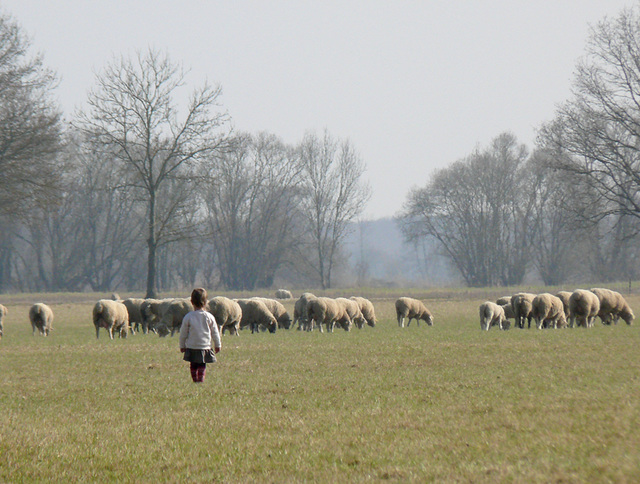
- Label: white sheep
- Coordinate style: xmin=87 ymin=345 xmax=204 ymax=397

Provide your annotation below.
xmin=252 ymin=297 xmax=292 ymax=329
xmin=122 ymin=298 xmax=145 ymax=335
xmin=395 ymin=297 xmax=434 ymax=328
xmin=511 ymin=293 xmax=536 ymax=329
xmin=610 ymin=291 xmax=635 ymax=325
xmin=555 ymin=291 xmax=572 ymax=324
xmin=236 ymin=299 xmax=278 ymax=333
xmin=274 ymin=289 xmax=293 ymax=300
xmin=532 ymin=293 xmax=567 ymax=329
xmin=0 ymin=303 xmax=7 ymax=340
xmin=29 ymin=303 xmax=54 ymax=336
xmin=156 ymin=298 xmax=193 ymax=337
xmin=93 ymin=299 xmax=130 ymax=339
xmin=479 ymin=301 xmax=506 ymax=331
xmin=307 ymin=297 xmax=352 ymax=333
xmin=590 ymin=288 xmax=619 ymax=325
xmin=350 ymin=296 xmax=377 ymax=328
xmin=208 ymin=296 xmax=242 ymax=335
xmin=569 ymin=290 xmax=600 ymax=328
xmin=293 ymin=292 xmax=316 ymax=331
xmin=496 ymin=296 xmax=512 ymax=306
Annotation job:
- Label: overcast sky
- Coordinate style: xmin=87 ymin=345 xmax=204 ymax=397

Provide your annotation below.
xmin=2 ymin=1 xmax=634 ymax=218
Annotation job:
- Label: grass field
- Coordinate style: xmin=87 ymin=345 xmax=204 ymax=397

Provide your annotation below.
xmin=1 ymin=289 xmax=639 ymax=482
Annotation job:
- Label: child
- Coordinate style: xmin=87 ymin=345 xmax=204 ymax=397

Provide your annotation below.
xmin=179 ymin=288 xmax=221 ymax=383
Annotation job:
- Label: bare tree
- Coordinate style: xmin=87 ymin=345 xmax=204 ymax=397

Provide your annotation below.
xmin=538 ymin=6 xmax=640 ymax=235
xmin=399 ymin=133 xmax=534 ymax=287
xmin=298 ymin=130 xmax=371 ymax=289
xmin=203 ymin=132 xmax=303 ymax=290
xmin=76 ymin=49 xmax=229 ymax=297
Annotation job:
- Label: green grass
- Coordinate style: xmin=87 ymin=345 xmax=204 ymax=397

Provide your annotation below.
xmin=1 ymin=293 xmax=640 ymax=482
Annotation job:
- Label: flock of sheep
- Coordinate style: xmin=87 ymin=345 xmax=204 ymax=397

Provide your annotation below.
xmin=0 ymin=287 xmax=633 ymax=341
xmin=479 ymin=288 xmax=635 ymax=331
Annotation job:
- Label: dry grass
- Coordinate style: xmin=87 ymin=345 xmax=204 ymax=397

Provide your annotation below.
xmin=1 ymin=291 xmax=639 ymax=482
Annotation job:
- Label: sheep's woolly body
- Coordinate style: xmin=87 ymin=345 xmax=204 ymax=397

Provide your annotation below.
xmin=252 ymin=297 xmax=292 ymax=329
xmin=0 ymin=303 xmax=7 ymax=339
xmin=350 ymin=296 xmax=377 ymax=328
xmin=511 ymin=293 xmax=536 ymax=329
xmin=157 ymin=298 xmax=193 ymax=337
xmin=590 ymin=288 xmax=635 ymax=325
xmin=140 ymin=298 xmax=167 ymax=333
xmin=496 ymin=296 xmax=512 ymax=307
xmin=293 ymin=293 xmax=316 ymax=331
xmin=208 ymin=296 xmax=242 ymax=335
xmin=236 ymin=299 xmax=278 ymax=333
xmin=569 ymin=290 xmax=600 ymax=328
xmin=479 ymin=301 xmax=506 ymax=331
xmin=274 ymin=289 xmax=293 ymax=300
xmin=122 ymin=298 xmax=145 ymax=334
xmin=395 ymin=297 xmax=434 ymax=328
xmin=29 ymin=303 xmax=54 ymax=336
xmin=500 ymin=303 xmax=515 ymax=322
xmin=93 ymin=299 xmax=129 ymax=339
xmin=555 ymin=291 xmax=572 ymax=322
xmin=307 ymin=297 xmax=352 ymax=333
xmin=336 ymin=298 xmax=364 ymax=329
xmin=532 ymin=293 xmax=567 ymax=329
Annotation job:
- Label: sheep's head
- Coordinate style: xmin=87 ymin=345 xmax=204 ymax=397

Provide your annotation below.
xmin=423 ymin=313 xmax=434 ymax=326
xmin=621 ymin=307 xmax=635 ymax=325
xmin=156 ymin=323 xmax=170 ymax=337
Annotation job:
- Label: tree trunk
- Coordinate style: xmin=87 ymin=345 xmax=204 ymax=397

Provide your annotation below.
xmin=146 ymin=192 xmax=157 ymax=299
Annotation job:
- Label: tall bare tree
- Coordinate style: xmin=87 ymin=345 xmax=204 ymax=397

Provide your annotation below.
xmin=399 ymin=133 xmax=534 ymax=287
xmin=538 ymin=6 xmax=640 ymax=235
xmin=77 ymin=49 xmax=229 ymax=297
xmin=298 ymin=130 xmax=371 ymax=289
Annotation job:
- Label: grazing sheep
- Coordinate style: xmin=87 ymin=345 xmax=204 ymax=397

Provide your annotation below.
xmin=336 ymin=298 xmax=365 ymax=329
xmin=93 ymin=299 xmax=130 ymax=339
xmin=496 ymin=296 xmax=512 ymax=306
xmin=140 ymin=298 xmax=166 ymax=333
xmin=156 ymin=298 xmax=193 ymax=337
xmin=0 ymin=303 xmax=7 ymax=340
xmin=590 ymin=288 xmax=620 ymax=325
xmin=275 ymin=289 xmax=293 ymax=300
xmin=569 ymin=290 xmax=600 ymax=328
xmin=252 ymin=297 xmax=292 ymax=329
xmin=479 ymin=301 xmax=506 ymax=331
xmin=29 ymin=303 xmax=54 ymax=336
xmin=555 ymin=291 xmax=572 ymax=323
xmin=307 ymin=297 xmax=352 ymax=333
xmin=350 ymin=296 xmax=377 ymax=328
xmin=610 ymin=291 xmax=635 ymax=325
xmin=499 ymin=304 xmax=514 ymax=329
xmin=122 ymin=298 xmax=145 ymax=334
xmin=511 ymin=293 xmax=536 ymax=329
xmin=293 ymin=292 xmax=317 ymax=331
xmin=110 ymin=293 xmax=120 ymax=301
xmin=208 ymin=296 xmax=242 ymax=335
xmin=395 ymin=297 xmax=434 ymax=328
xmin=532 ymin=293 xmax=567 ymax=329
xmin=237 ymin=299 xmax=278 ymax=333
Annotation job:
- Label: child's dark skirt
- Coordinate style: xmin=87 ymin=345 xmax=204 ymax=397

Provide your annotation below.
xmin=183 ymin=348 xmax=216 ymax=364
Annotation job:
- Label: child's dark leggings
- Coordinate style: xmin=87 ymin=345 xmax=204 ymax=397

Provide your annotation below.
xmin=190 ymin=363 xmax=206 ymax=382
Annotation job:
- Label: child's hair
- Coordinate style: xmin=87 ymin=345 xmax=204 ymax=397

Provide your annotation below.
xmin=191 ymin=288 xmax=208 ymax=309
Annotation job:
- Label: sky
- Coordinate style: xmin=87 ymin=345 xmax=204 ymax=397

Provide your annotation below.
xmin=2 ymin=1 xmax=635 ymax=219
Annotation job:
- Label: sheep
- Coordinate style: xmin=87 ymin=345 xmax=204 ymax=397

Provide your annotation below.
xmin=532 ymin=293 xmax=567 ymax=329
xmin=29 ymin=303 xmax=54 ymax=336
xmin=350 ymin=296 xmax=377 ymax=328
xmin=275 ymin=289 xmax=293 ymax=300
xmin=496 ymin=296 xmax=512 ymax=306
xmin=0 ymin=303 xmax=7 ymax=340
xmin=236 ymin=299 xmax=278 ymax=333
xmin=610 ymin=291 xmax=635 ymax=325
xmin=336 ymin=297 xmax=365 ymax=329
xmin=208 ymin=296 xmax=242 ymax=335
xmin=511 ymin=293 xmax=536 ymax=329
xmin=479 ymin=301 xmax=506 ymax=331
xmin=569 ymin=290 xmax=600 ymax=328
xmin=555 ymin=291 xmax=572 ymax=324
xmin=293 ymin=292 xmax=316 ymax=331
xmin=93 ymin=299 xmax=130 ymax=339
xmin=252 ymin=297 xmax=292 ymax=329
xmin=110 ymin=293 xmax=120 ymax=301
xmin=395 ymin=297 xmax=434 ymax=328
xmin=156 ymin=298 xmax=193 ymax=337
xmin=307 ymin=297 xmax=352 ymax=333
xmin=499 ymin=303 xmax=514 ymax=329
xmin=140 ymin=298 xmax=166 ymax=333
xmin=122 ymin=298 xmax=145 ymax=334
xmin=590 ymin=288 xmax=620 ymax=325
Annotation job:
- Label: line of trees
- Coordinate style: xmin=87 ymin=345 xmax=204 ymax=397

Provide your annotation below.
xmin=0 ymin=11 xmax=370 ymax=294
xmin=400 ymin=5 xmax=640 ymax=287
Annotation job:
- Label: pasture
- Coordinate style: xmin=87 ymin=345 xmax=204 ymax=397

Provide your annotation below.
xmin=1 ymin=290 xmax=640 ymax=482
